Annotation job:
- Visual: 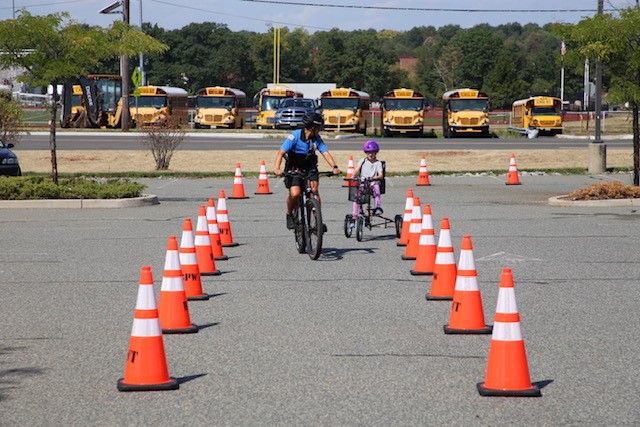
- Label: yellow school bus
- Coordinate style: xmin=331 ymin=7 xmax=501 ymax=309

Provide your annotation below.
xmin=254 ymin=87 xmax=303 ymax=129
xmin=130 ymin=85 xmax=189 ymax=127
xmin=382 ymin=88 xmax=427 ymax=137
xmin=442 ymin=88 xmax=490 ymax=138
xmin=319 ymin=88 xmax=370 ymax=134
xmin=193 ymin=86 xmax=247 ymax=129
xmin=510 ymin=96 xmax=563 ymax=135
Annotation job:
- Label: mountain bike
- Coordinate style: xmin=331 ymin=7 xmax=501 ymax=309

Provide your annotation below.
xmin=285 ymin=170 xmax=335 ymax=260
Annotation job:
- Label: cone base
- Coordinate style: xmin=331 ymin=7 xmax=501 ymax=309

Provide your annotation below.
xmin=187 ymin=294 xmax=210 ymax=301
xmin=416 ymin=183 xmax=431 ymax=186
xmin=200 ymin=270 xmax=221 ymax=276
xmin=425 ymin=294 xmax=453 ymax=301
xmin=222 ymin=242 xmax=239 ymax=247
xmin=117 ymin=377 xmax=179 ymax=392
xmin=410 ymin=270 xmax=433 ymax=276
xmin=214 ymin=255 xmax=229 ymax=260
xmin=396 ymin=242 xmax=407 ymax=247
xmin=228 ymin=196 xmax=250 ymax=199
xmin=162 ymin=324 xmax=199 ymax=334
xmin=401 ymin=255 xmax=416 ymax=260
xmin=477 ymin=382 xmax=541 ymax=397
xmin=254 ymin=192 xmax=273 ymax=195
xmin=506 ymin=182 xmax=522 ymax=186
xmin=443 ymin=324 xmax=493 ymax=335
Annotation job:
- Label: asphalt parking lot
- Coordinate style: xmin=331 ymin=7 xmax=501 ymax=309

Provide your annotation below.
xmin=1 ymin=173 xmax=639 ymax=425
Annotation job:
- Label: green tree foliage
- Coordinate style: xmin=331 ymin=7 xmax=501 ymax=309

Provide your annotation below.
xmin=0 ymin=96 xmax=24 ymax=144
xmin=0 ymin=11 xmax=167 ymax=183
xmin=555 ymin=6 xmax=640 ymax=184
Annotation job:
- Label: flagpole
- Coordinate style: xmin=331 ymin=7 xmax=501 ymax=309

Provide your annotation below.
xmin=560 ymin=41 xmax=566 ymax=105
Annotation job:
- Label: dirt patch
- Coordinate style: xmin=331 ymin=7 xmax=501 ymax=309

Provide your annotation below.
xmin=16 ymin=148 xmax=634 ymax=174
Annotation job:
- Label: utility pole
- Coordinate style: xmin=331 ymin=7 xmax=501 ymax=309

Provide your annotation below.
xmin=588 ymin=0 xmax=606 ymax=173
xmin=121 ymin=0 xmax=131 ymax=131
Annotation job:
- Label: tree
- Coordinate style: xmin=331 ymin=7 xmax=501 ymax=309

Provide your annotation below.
xmin=140 ymin=120 xmax=186 ymax=170
xmin=0 ymin=11 xmax=167 ymax=183
xmin=0 ymin=95 xmax=23 ymax=144
xmin=556 ymin=7 xmax=640 ymax=185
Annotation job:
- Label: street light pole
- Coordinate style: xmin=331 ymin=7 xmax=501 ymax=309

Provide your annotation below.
xmin=588 ymin=0 xmax=606 ymax=173
xmin=120 ymin=0 xmax=131 ymax=131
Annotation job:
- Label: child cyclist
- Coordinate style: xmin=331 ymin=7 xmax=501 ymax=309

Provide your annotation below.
xmin=352 ymin=140 xmax=384 ymax=218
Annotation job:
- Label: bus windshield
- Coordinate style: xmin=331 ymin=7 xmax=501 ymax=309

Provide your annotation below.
xmin=321 ymin=98 xmax=359 ymax=111
xmin=532 ymin=107 xmax=558 ymax=115
xmin=130 ymin=96 xmax=166 ymax=108
xmin=197 ymin=96 xmax=234 ymax=109
xmin=449 ymin=99 xmax=488 ymax=112
xmin=384 ymin=99 xmax=423 ymax=111
xmin=261 ymin=95 xmax=286 ymax=111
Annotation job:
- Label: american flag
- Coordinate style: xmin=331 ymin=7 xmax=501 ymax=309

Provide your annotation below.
xmin=561 ymin=41 xmax=566 ymax=56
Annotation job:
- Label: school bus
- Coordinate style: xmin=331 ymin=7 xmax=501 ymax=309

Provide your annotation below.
xmin=130 ymin=85 xmax=189 ymax=127
xmin=441 ymin=88 xmax=490 ymax=138
xmin=509 ymin=96 xmax=563 ymax=135
xmin=60 ymin=74 xmax=123 ymax=128
xmin=319 ymin=88 xmax=370 ymax=134
xmin=254 ymin=87 xmax=304 ymax=129
xmin=381 ymin=88 xmax=427 ymax=137
xmin=193 ymin=86 xmax=247 ymax=129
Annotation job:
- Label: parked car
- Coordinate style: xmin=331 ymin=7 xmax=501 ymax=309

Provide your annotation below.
xmin=0 ymin=140 xmax=21 ymax=176
xmin=274 ymin=98 xmax=320 ymax=129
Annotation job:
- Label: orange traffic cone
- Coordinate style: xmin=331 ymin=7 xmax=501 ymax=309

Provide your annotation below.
xmin=425 ymin=217 xmax=457 ymax=301
xmin=217 ymin=190 xmax=238 ymax=247
xmin=477 ymin=268 xmax=541 ymax=397
xmin=416 ymin=154 xmax=431 ymax=186
xmin=397 ymin=189 xmax=414 ymax=247
xmin=444 ymin=235 xmax=492 ymax=334
xmin=158 ymin=236 xmax=198 ymax=334
xmin=206 ymin=197 xmax=228 ymax=261
xmin=229 ymin=163 xmax=249 ymax=199
xmin=410 ymin=204 xmax=437 ymax=275
xmin=254 ymin=160 xmax=273 ymax=195
xmin=117 ymin=266 xmax=179 ymax=391
xmin=401 ymin=197 xmax=422 ymax=260
xmin=179 ymin=218 xmax=209 ymax=301
xmin=343 ymin=156 xmax=356 ymax=187
xmin=506 ymin=153 xmax=521 ymax=185
xmin=195 ymin=205 xmax=221 ymax=276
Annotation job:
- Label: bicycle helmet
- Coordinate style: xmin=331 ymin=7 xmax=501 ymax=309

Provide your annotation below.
xmin=302 ymin=112 xmax=324 ymax=129
xmin=363 ymin=140 xmax=380 ymax=152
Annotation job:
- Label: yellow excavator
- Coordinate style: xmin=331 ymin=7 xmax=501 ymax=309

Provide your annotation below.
xmin=60 ymin=74 xmax=124 ymax=129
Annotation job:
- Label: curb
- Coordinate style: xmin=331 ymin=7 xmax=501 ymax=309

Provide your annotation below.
xmin=548 ymin=195 xmax=640 ymax=207
xmin=0 ymin=194 xmax=159 ymax=209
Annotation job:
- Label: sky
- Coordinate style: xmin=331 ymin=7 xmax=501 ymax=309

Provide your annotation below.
xmin=1 ymin=0 xmax=636 ymax=33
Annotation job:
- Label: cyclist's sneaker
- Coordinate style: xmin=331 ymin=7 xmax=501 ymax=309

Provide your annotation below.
xmin=349 ymin=220 xmax=356 ymax=229
xmin=373 ymin=207 xmax=384 ymax=216
xmin=286 ymin=214 xmax=295 ymax=229
xmin=322 ymin=223 xmax=328 ymax=233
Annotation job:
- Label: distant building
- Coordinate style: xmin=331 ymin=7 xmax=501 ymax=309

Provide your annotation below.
xmin=397 ymin=54 xmax=418 ymax=77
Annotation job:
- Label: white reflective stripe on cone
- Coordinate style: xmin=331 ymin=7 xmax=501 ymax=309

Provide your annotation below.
xmin=163 ymin=251 xmax=181 ymax=271
xmin=458 ymin=250 xmax=476 ymax=270
xmin=454 ymin=274 xmax=479 ymax=291
xmin=179 ymin=252 xmax=198 ymax=265
xmin=180 ymin=230 xmax=195 ymax=248
xmin=135 ymin=285 xmax=156 ymax=310
xmin=496 ymin=287 xmax=519 ymax=314
xmin=161 ymin=276 xmax=184 ymax=291
xmin=131 ymin=317 xmax=162 ymax=337
xmin=492 ymin=321 xmax=523 ymax=341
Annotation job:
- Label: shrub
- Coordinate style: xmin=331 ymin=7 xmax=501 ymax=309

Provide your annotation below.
xmin=566 ymin=181 xmax=640 ymax=200
xmin=0 ymin=177 xmax=145 ymax=200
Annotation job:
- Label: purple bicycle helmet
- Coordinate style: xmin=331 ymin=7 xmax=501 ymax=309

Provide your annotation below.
xmin=363 ymin=140 xmax=380 ymax=152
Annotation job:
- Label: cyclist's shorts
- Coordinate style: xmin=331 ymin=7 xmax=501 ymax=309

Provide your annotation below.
xmin=284 ymin=168 xmax=319 ymax=189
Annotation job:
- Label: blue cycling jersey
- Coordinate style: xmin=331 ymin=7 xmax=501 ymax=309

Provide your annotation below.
xmin=280 ymin=129 xmax=328 ymax=155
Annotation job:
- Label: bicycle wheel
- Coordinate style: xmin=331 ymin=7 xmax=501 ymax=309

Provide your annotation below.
xmin=355 ymin=216 xmax=364 ymax=242
xmin=394 ymin=214 xmax=403 ymax=238
xmin=306 ymin=198 xmax=323 ymax=260
xmin=293 ymin=206 xmax=306 ymax=254
xmin=344 ymin=214 xmax=353 ymax=238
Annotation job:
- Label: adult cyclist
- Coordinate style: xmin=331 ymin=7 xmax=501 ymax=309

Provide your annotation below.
xmin=274 ymin=112 xmax=342 ymax=230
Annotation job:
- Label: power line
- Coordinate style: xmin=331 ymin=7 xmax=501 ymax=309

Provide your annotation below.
xmin=238 ymin=0 xmax=600 ymax=13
